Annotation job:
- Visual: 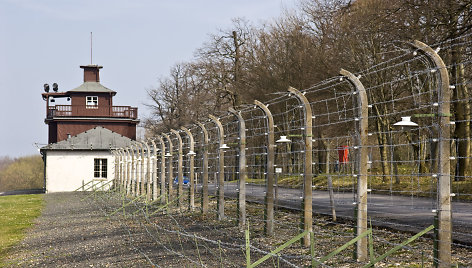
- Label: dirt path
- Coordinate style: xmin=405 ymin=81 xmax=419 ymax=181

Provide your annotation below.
xmin=5 ymin=191 xmax=471 ymax=267
xmin=4 ymin=192 xmax=152 ymax=267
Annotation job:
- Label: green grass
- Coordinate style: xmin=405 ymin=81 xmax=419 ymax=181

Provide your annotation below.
xmin=0 ymin=194 xmax=44 ymax=264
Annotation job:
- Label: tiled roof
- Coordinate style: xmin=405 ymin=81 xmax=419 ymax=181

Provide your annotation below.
xmin=68 ymin=82 xmax=116 ymax=94
xmin=41 ymin=126 xmax=132 ymax=151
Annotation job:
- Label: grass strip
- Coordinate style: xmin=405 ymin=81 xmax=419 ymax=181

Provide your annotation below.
xmin=0 ymin=194 xmax=44 ymax=264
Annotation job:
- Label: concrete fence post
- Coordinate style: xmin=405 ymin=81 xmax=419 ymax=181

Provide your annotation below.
xmin=181 ymin=126 xmax=196 ymax=210
xmin=254 ymin=100 xmax=276 ymax=236
xmin=229 ymin=108 xmax=247 ymax=229
xmin=129 ymin=144 xmax=137 ymax=197
xmin=209 ymin=115 xmax=226 ymax=220
xmin=119 ymin=149 xmax=126 ymax=192
xmin=136 ymin=142 xmax=145 ymax=196
xmin=149 ymin=139 xmax=158 ymax=201
xmin=171 ymin=129 xmax=184 ymax=210
xmin=410 ymin=40 xmax=451 ymax=268
xmin=162 ymin=133 xmax=174 ymax=204
xmin=156 ymin=135 xmax=167 ymax=204
xmin=288 ymin=86 xmax=313 ymax=247
xmin=340 ymin=69 xmax=369 ymax=262
xmin=197 ymin=122 xmax=209 ymax=214
xmin=125 ymin=147 xmax=131 ymax=196
xmin=142 ymin=141 xmax=152 ymax=201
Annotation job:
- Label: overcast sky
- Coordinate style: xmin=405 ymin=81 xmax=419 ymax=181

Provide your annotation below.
xmin=0 ymin=0 xmax=297 ymax=158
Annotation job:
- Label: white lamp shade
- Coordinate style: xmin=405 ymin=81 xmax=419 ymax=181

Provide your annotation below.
xmin=393 ymin=116 xmax=418 ymax=127
xmin=220 ymin=144 xmax=230 ymax=149
xmin=276 ymin=135 xmax=291 ymax=143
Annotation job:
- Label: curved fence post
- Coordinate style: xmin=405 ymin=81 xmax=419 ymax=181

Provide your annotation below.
xmin=136 ymin=142 xmax=145 ymax=196
xmin=143 ymin=141 xmax=152 ymax=201
xmin=125 ymin=147 xmax=132 ymax=196
xmin=150 ymin=139 xmax=159 ymax=201
xmin=197 ymin=122 xmax=209 ymax=214
xmin=112 ymin=150 xmax=119 ymax=190
xmin=229 ymin=108 xmax=247 ymax=229
xmin=288 ymin=86 xmax=313 ymax=246
xmin=254 ymin=100 xmax=276 ymax=236
xmin=119 ymin=149 xmax=126 ymax=192
xmin=209 ymin=114 xmax=226 ymax=220
xmin=162 ymin=133 xmax=174 ymax=203
xmin=410 ymin=40 xmax=451 ymax=268
xmin=340 ymin=68 xmax=369 ymax=262
xmin=171 ymin=129 xmax=184 ymax=210
xmin=129 ymin=144 xmax=138 ymax=197
xmin=156 ymin=135 xmax=167 ymax=204
xmin=181 ymin=126 xmax=196 ymax=210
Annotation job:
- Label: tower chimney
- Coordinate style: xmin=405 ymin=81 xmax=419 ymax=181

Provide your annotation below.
xmin=80 ymin=65 xmax=103 ymax=82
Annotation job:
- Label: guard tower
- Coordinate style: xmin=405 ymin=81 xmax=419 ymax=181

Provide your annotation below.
xmin=42 ymin=65 xmax=139 ymax=143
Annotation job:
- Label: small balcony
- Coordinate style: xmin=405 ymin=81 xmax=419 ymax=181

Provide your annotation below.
xmin=47 ymin=105 xmax=138 ymax=120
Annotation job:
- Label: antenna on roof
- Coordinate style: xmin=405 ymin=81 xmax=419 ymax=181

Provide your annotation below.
xmin=90 ymin=32 xmax=93 ymax=65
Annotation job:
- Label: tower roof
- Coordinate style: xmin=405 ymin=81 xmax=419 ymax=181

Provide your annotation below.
xmin=67 ymin=81 xmax=116 ymax=94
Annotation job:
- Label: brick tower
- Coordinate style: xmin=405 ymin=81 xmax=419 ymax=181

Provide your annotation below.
xmin=42 ymin=65 xmax=139 ymax=144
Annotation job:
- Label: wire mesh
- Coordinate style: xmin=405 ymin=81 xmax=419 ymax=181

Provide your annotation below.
xmin=109 ymin=37 xmax=472 ymax=267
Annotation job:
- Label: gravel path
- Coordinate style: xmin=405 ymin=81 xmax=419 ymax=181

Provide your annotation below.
xmin=4 ymin=192 xmax=152 ymax=267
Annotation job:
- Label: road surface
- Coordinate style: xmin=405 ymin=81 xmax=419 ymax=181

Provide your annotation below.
xmin=203 ymin=182 xmax=472 ymax=244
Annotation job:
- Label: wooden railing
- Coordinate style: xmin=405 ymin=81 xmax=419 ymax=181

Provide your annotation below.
xmin=47 ymin=105 xmax=138 ymax=119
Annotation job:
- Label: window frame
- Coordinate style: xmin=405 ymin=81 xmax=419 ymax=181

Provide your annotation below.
xmin=94 ymin=158 xmax=108 ymax=178
xmin=86 ymin=96 xmax=98 ymax=109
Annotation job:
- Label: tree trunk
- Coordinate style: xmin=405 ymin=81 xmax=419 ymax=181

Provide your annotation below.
xmin=375 ymin=118 xmax=390 ymax=182
xmin=451 ymin=46 xmax=471 ymax=180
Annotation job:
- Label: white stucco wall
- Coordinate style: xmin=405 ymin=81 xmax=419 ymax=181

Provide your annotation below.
xmin=45 ymin=150 xmax=115 ymax=193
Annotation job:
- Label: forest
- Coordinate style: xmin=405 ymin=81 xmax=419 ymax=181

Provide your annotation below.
xmin=144 ymin=0 xmax=472 ymax=180
xmin=0 ymin=156 xmax=44 ymax=192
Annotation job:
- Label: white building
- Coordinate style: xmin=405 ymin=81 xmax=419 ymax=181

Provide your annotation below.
xmin=40 ymin=126 xmax=132 ymax=192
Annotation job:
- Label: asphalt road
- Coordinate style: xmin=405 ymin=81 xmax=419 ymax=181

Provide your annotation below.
xmin=204 ymin=182 xmax=472 ymax=244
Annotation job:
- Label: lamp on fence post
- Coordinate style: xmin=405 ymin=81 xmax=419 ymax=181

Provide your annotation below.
xmin=229 ymin=107 xmax=247 ymax=229
xmin=254 ymin=100 xmax=276 ymax=236
xmin=340 ymin=69 xmax=369 ymax=262
xmin=181 ymin=126 xmax=196 ymax=211
xmin=276 ymin=134 xmax=291 ymax=215
xmin=288 ymin=86 xmax=313 ymax=247
xmin=197 ymin=122 xmax=209 ymax=214
xmin=209 ymin=115 xmax=226 ymax=220
xmin=156 ymin=135 xmax=167 ymax=204
xmin=162 ymin=133 xmax=174 ymax=204
xmin=149 ymin=139 xmax=159 ymax=201
xmin=171 ymin=129 xmax=184 ymax=210
xmin=408 ymin=40 xmax=451 ymax=268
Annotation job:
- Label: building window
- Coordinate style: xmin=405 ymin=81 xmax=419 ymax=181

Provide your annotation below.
xmin=94 ymin=158 xmax=107 ymax=178
xmin=86 ymin=96 xmax=98 ymax=109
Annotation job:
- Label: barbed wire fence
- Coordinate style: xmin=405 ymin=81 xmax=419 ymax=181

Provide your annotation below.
xmin=99 ymin=37 xmax=472 ymax=267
